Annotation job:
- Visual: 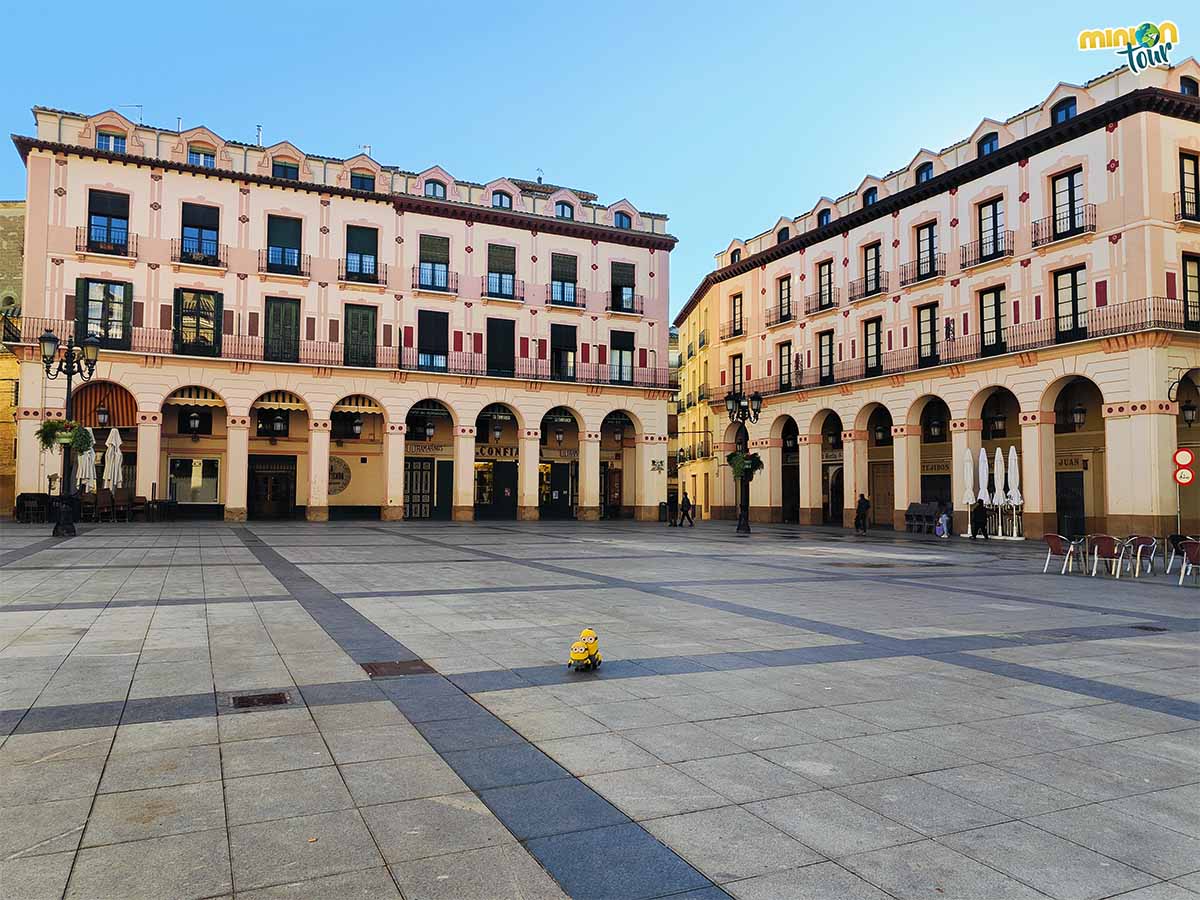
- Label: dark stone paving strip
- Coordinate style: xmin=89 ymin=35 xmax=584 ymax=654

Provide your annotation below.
xmin=0 ymin=595 xmax=295 ymax=612
xmin=231 ymin=527 xmax=724 ymax=900
xmin=0 ymin=536 xmax=67 ymax=567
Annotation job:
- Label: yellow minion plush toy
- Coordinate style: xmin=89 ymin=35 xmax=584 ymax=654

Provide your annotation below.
xmin=579 ymin=628 xmax=602 ymax=668
xmin=568 ymin=641 xmax=593 ymax=672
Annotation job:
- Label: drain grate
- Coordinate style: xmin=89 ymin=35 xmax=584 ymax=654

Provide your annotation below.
xmin=231 ymin=691 xmax=291 ymax=709
xmin=362 ymin=660 xmax=435 ymax=678
xmin=1131 ymin=625 xmax=1169 ymax=633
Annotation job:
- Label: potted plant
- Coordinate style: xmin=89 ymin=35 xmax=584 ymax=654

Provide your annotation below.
xmin=35 ymin=420 xmax=94 ymax=455
xmin=726 ymin=450 xmax=763 ymax=534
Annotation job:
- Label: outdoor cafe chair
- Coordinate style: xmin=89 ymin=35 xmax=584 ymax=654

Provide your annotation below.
xmin=1042 ymin=534 xmax=1081 ymax=574
xmin=1166 ymin=534 xmax=1195 ymax=574
xmin=1118 ymin=535 xmax=1157 ymax=578
xmin=95 ymin=488 xmax=115 ymax=523
xmin=1179 ymin=540 xmax=1200 ymax=587
xmin=1087 ymin=534 xmax=1122 ymax=577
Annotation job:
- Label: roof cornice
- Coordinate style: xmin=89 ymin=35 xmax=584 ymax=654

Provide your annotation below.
xmin=673 ymin=87 xmax=1200 ymax=327
xmin=10 ymin=135 xmax=677 ymax=253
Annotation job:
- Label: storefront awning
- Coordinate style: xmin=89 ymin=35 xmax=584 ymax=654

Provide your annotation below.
xmin=164 ymin=386 xmax=225 ymax=408
xmin=252 ymin=390 xmax=306 ymax=411
xmin=333 ymin=394 xmax=383 ymax=414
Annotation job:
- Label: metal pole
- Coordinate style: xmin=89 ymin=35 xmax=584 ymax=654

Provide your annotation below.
xmin=53 ymin=343 xmax=77 ymax=537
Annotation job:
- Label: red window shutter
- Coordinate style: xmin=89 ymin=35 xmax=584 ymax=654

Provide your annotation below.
xmin=224 ymin=310 xmax=235 ymax=335
xmin=887 ymin=330 xmax=893 ymax=351
xmin=159 ymin=305 xmax=172 ymax=330
xmin=1166 ymin=272 xmax=1177 ymax=299
xmin=598 ymin=344 xmax=607 ymax=365
xmin=638 ymin=348 xmax=647 ymax=368
xmin=1034 ymin=295 xmax=1041 ymax=320
xmin=767 ymin=359 xmax=772 ymax=377
xmin=473 ymin=332 xmax=483 ymax=354
xmin=745 ymin=364 xmax=752 ymax=380
xmin=837 ymin=343 xmax=843 ymax=361
xmin=306 ymin=317 xmax=316 ymax=341
xmin=902 ymin=326 xmax=908 ymax=348
xmin=538 ymin=339 xmax=547 ymax=360
xmin=961 ymin=312 xmax=969 ymax=335
xmin=850 ymin=338 xmax=856 ymax=358
xmin=453 ymin=330 xmax=463 ymax=352
xmin=806 ymin=350 xmax=811 ymax=367
xmin=1013 ymin=300 xmax=1021 ymax=325
xmin=403 ymin=325 xmax=414 ymax=348
xmin=520 ymin=336 xmax=529 ymax=358
xmin=580 ymin=343 xmax=590 ymax=363
xmin=65 ymin=294 xmax=75 ymax=321
xmin=328 ymin=319 xmax=338 ymax=342
xmin=132 ymin=301 xmax=144 ymax=327
xmin=250 ymin=312 xmax=260 ymax=337
xmin=1095 ymin=280 xmax=1107 ymax=307
xmin=382 ymin=323 xmax=391 ymax=346
xmin=720 ymin=369 xmax=726 ymax=386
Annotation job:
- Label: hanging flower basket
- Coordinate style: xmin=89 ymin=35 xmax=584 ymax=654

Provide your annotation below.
xmin=726 ymin=450 xmax=764 ymax=482
xmin=35 ymin=420 xmax=94 ymax=454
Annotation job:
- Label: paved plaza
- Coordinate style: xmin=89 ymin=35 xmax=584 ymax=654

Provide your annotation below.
xmin=0 ymin=519 xmax=1197 ymax=900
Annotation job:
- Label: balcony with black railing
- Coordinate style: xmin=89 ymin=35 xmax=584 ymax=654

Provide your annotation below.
xmin=172 ymin=237 xmax=227 ymax=268
xmin=803 ymin=287 xmax=840 ymax=316
xmin=898 ymin=253 xmax=946 ymax=286
xmin=1031 ymin=203 xmax=1097 ymax=247
xmin=339 ymin=257 xmax=388 ymax=285
xmin=259 ymin=248 xmax=311 ymax=277
xmin=764 ymin=304 xmax=794 ymax=327
xmin=77 ymin=225 xmax=137 ymax=259
xmin=607 ymin=291 xmax=645 ymax=315
xmin=719 ymin=319 xmax=745 ymax=341
xmin=848 ymin=271 xmax=889 ymax=302
xmin=698 ymin=329 xmax=708 ymax=349
xmin=697 ymin=383 xmax=709 ymax=402
xmin=960 ymin=231 xmax=1015 ymax=269
xmin=1176 ymin=190 xmax=1199 ymax=223
xmin=482 ymin=273 xmax=525 ymax=301
xmin=411 ymin=264 xmax=459 ymax=294
xmin=687 ymin=342 xmax=694 ymax=358
xmin=546 ymin=282 xmax=585 ymax=307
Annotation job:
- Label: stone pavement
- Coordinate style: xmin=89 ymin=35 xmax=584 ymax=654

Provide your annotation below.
xmin=0 ymin=519 xmax=1197 ymax=900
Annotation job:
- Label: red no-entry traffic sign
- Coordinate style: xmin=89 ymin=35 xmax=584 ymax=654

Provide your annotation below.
xmin=1174 ymin=447 xmax=1195 ymax=468
xmin=1176 ymin=466 xmax=1195 ymax=486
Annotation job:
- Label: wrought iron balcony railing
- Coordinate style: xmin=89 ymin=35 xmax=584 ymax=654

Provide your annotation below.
xmin=848 ymin=271 xmax=889 ymax=302
xmin=898 ymin=253 xmax=946 ymax=286
xmin=803 ymin=287 xmax=840 ymax=315
xmin=259 ymin=248 xmax=311 ymax=277
xmin=339 ymin=258 xmax=387 ymax=285
xmin=546 ymin=283 xmax=585 ymax=307
xmin=764 ymin=304 xmax=794 ymax=327
xmin=719 ymin=320 xmax=745 ymax=340
xmin=411 ymin=265 xmax=459 ymax=293
xmin=960 ymin=231 xmax=1015 ymax=269
xmin=607 ymin=291 xmax=645 ymax=314
xmin=1031 ymin=204 xmax=1097 ymax=247
xmin=482 ymin=274 xmax=525 ymax=301
xmin=172 ymin=237 xmax=227 ymax=268
xmin=1175 ymin=190 xmax=1199 ymax=223
xmin=77 ymin=226 xmax=137 ymax=258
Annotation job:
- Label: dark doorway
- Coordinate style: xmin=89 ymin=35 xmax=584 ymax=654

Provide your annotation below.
xmin=782 ymin=421 xmax=799 ymax=523
xmin=920 ymin=474 xmax=952 ymax=507
xmin=435 ymin=460 xmax=453 ymax=519
xmin=248 ymin=456 xmax=297 ymax=520
xmin=476 ymin=461 xmax=517 ymax=519
xmin=541 ymin=462 xmax=574 ymax=518
xmin=405 ymin=458 xmax=433 ymax=519
xmin=823 ymin=465 xmax=843 ymax=524
xmin=1056 ymin=471 xmax=1086 ymax=538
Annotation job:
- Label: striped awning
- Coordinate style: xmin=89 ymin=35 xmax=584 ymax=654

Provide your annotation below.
xmin=333 ymin=394 xmax=383 ymax=414
xmin=164 ymin=386 xmax=225 ymax=408
xmin=253 ymin=390 xmax=307 ymax=411
xmin=73 ymin=382 xmax=136 ymax=427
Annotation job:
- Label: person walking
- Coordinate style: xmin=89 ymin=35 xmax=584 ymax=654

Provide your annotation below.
xmin=854 ymin=493 xmax=870 ymax=535
xmin=970 ymin=500 xmax=989 ymax=540
xmin=678 ymin=490 xmax=695 ymax=527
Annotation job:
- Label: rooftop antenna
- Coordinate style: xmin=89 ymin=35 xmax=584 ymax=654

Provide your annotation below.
xmin=117 ymin=104 xmax=143 ymax=125
xmin=256 ymin=124 xmax=263 ymax=147
xmin=536 ymin=167 xmax=544 ymax=185
xmin=358 ymin=144 xmax=372 ymax=158
xmin=176 ymin=116 xmax=182 ymax=133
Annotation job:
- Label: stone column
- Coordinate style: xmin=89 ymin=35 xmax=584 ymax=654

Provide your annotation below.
xmin=134 ymin=413 xmax=162 ymax=502
xmin=750 ymin=437 xmax=781 ymax=523
xmin=797 ymin=435 xmax=821 ymax=524
xmin=634 ymin=433 xmax=667 ymax=521
xmin=950 ymin=418 xmax=982 ymax=535
xmin=382 ymin=423 xmax=406 ymax=521
xmin=223 ymin=416 xmax=249 ymax=521
xmin=578 ymin=432 xmax=601 ymax=520
xmin=711 ymin=441 xmax=735 ymax=519
xmin=841 ymin=429 xmax=869 ymax=528
xmin=452 ymin=427 xmax=476 ymax=521
xmin=306 ymin=420 xmax=331 ymax=522
xmin=517 ymin=428 xmax=540 ymax=521
xmin=15 ymin=410 xmax=50 ymax=495
xmin=1017 ymin=412 xmax=1056 ymax=539
xmin=1103 ymin=402 xmax=1178 ymax=536
xmin=891 ymin=425 xmax=921 ymax=531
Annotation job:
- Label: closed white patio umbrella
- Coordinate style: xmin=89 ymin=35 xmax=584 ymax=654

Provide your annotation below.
xmin=961 ymin=451 xmax=975 ymax=507
xmin=1008 ymin=445 xmax=1022 ymax=505
xmin=977 ymin=448 xmax=990 ymax=504
xmin=993 ymin=447 xmax=1006 ymax=506
xmin=103 ymin=428 xmax=124 ymax=489
xmin=76 ymin=427 xmax=97 ymax=492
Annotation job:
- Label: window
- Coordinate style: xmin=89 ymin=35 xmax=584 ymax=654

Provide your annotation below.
xmin=550 ymin=254 xmax=578 ymax=305
xmin=87 ymin=190 xmax=129 ymax=253
xmin=350 ymin=171 xmax=375 ymax=191
xmin=188 ymin=146 xmax=216 ymax=168
xmin=181 ymin=202 xmax=220 ymax=266
xmin=818 ymin=332 xmax=834 ymax=385
xmin=917 ymin=303 xmax=939 ymax=366
xmin=1052 ymin=167 xmax=1085 ymax=237
xmin=173 ymin=289 xmax=222 ymax=356
xmin=980 ymin=286 xmax=1006 ymax=356
xmin=1054 ymin=266 xmax=1088 ymax=342
xmin=817 ymin=260 xmax=834 ymax=307
xmin=555 ymin=201 xmax=574 ymax=219
xmin=492 ymin=190 xmax=512 ymax=209
xmin=96 ymin=132 xmax=125 ymax=153
xmin=272 ymin=160 xmax=299 ymax=180
xmin=345 ymin=226 xmax=379 ymax=282
xmin=777 ymin=341 xmax=792 ymax=390
xmin=1181 ymin=152 xmax=1199 ymax=221
xmin=167 ymin=458 xmax=219 ymax=504
xmin=610 ymin=262 xmax=636 ymax=311
xmin=424 ymin=180 xmax=447 ymax=199
xmin=256 ymin=409 xmax=288 ymax=438
xmin=417 ymin=308 xmax=450 ymax=371
xmin=863 ymin=242 xmax=881 ymax=295
xmin=730 ymin=249 xmax=741 ymax=264
xmin=977 ymin=132 xmax=999 ymax=157
xmin=1051 ymin=97 xmax=1077 ymax=124
xmin=614 ymin=211 xmax=632 ymax=230
xmin=264 ymin=297 xmax=300 ymax=363
xmin=76 ymin=278 xmax=132 ymax=349
xmin=730 ymin=293 xmax=743 ymax=335
xmin=862 ymin=187 xmax=877 ymax=207
xmin=777 ymin=227 xmax=790 ymax=243
xmin=611 ymin=331 xmax=634 ymax=383
xmin=778 ymin=275 xmax=792 ymax=319
xmin=551 ymin=323 xmax=576 ymax=380
xmin=817 ymin=209 xmax=831 ymax=227
xmin=266 ymin=215 xmax=302 ymax=274
xmin=864 ymin=318 xmax=882 ymax=377
xmin=916 ymin=221 xmax=938 ymax=278
xmin=730 ymin=354 xmax=744 ymax=394
xmin=916 ymin=162 xmax=934 ymax=184
xmin=1183 ymin=77 xmax=1199 ymax=96
xmin=486 ymin=244 xmax=517 ymax=298
xmin=418 ymin=234 xmax=451 ymax=290
xmin=978 ymin=197 xmax=1004 ymax=260
xmin=1183 ymin=254 xmax=1200 ymax=330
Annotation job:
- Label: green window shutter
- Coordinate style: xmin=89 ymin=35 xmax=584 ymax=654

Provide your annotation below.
xmin=611 ymin=262 xmax=635 ymax=288
xmin=419 ymin=234 xmax=450 ymax=264
xmin=121 ymin=282 xmax=134 ymax=342
xmin=487 ymin=244 xmax=516 ymax=274
xmin=267 ymin=215 xmax=302 ymax=248
xmin=74 ymin=277 xmax=88 ymax=341
xmin=212 ymin=292 xmax=224 ymax=354
xmin=551 ymin=254 xmax=576 ymax=283
xmin=346 ymin=225 xmax=378 ymax=255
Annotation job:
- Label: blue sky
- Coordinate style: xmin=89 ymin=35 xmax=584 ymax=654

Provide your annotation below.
xmin=2 ymin=1 xmax=1193 ymax=316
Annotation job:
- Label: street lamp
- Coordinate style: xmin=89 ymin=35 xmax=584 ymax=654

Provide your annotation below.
xmin=555 ymin=428 xmax=564 ymax=447
xmin=613 ymin=427 xmax=624 ymax=444
xmin=187 ymin=410 xmax=202 ymax=442
xmin=1070 ymin=403 xmax=1087 ymax=429
xmin=927 ymin=418 xmax=944 ymax=440
xmin=988 ymin=413 xmax=1007 ymax=438
xmin=873 ymin=423 xmax=887 ymax=444
xmin=424 ymin=421 xmax=435 ymax=441
xmin=351 ymin=416 xmax=363 ymax=437
xmin=40 ymin=329 xmax=100 ymax=537
xmin=492 ymin=421 xmax=503 ymax=442
xmin=1183 ymin=402 xmax=1198 ymax=427
xmin=724 ymin=387 xmax=763 ymax=534
xmin=96 ymin=403 xmax=110 ymax=428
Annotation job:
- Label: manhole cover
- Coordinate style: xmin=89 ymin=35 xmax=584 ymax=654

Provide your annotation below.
xmin=231 ymin=691 xmax=290 ymax=709
xmin=1131 ymin=625 xmax=1168 ymax=633
xmin=362 ymin=660 xmax=434 ymax=677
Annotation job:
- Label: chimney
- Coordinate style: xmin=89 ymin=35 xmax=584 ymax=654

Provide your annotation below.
xmin=256 ymin=124 xmax=263 ymax=146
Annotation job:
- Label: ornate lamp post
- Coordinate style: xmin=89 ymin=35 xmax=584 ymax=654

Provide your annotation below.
xmin=724 ymin=388 xmax=763 ymax=534
xmin=39 ymin=328 xmax=100 ymax=537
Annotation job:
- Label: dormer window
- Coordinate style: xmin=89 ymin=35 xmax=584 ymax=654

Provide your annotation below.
xmin=425 ymin=180 xmax=447 ymax=199
xmin=96 ymin=132 xmax=126 ymax=154
xmin=272 ymin=160 xmax=299 ymax=180
xmin=817 ymin=209 xmax=832 ymax=227
xmin=916 ymin=162 xmax=934 ymax=184
xmin=862 ymin=188 xmax=878 ymax=207
xmin=492 ymin=190 xmax=512 ymax=209
xmin=1182 ymin=76 xmax=1199 ymax=96
xmin=777 ymin=227 xmax=789 ymax=243
xmin=188 ymin=146 xmax=216 ymax=168
xmin=977 ymin=132 xmax=999 ymax=157
xmin=350 ymin=171 xmax=375 ymax=191
xmin=730 ymin=249 xmax=741 ymax=264
xmin=555 ymin=201 xmax=574 ymax=220
xmin=614 ymin=211 xmax=632 ymax=230
xmin=1052 ymin=97 xmax=1077 ymax=124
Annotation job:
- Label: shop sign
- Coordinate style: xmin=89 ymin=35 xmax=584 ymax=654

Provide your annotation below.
xmin=475 ymin=444 xmax=519 ymax=460
xmin=543 ymin=448 xmax=581 ymax=460
xmin=328 ymin=457 xmax=352 ymax=495
xmin=1056 ymin=455 xmax=1088 ymax=470
xmin=920 ymin=460 xmax=952 ymax=475
xmin=405 ymin=441 xmax=451 ymax=456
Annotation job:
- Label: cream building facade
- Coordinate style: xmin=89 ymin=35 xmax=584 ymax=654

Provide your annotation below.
xmin=9 ymin=108 xmax=675 ymax=522
xmin=676 ymin=63 xmax=1200 ymax=538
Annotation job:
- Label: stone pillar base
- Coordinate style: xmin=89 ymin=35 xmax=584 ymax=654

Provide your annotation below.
xmin=798 ymin=507 xmax=821 ymax=525
xmin=452 ymin=506 xmax=475 ymax=522
xmin=577 ymin=506 xmax=600 ymax=521
xmin=842 ymin=508 xmax=856 ymax=529
xmin=953 ymin=510 xmax=969 ymax=536
xmin=710 ymin=505 xmax=735 ymax=520
xmin=381 ymin=506 xmax=404 ymax=521
xmin=517 ymin=506 xmax=540 ymax=521
xmin=1104 ymin=514 xmax=1174 ymax=538
xmin=750 ymin=506 xmax=781 ymax=523
xmin=634 ymin=506 xmax=658 ymax=521
xmin=893 ymin=509 xmax=908 ymax=532
xmin=223 ymin=507 xmax=247 ymax=523
xmin=306 ymin=506 xmax=329 ymax=522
